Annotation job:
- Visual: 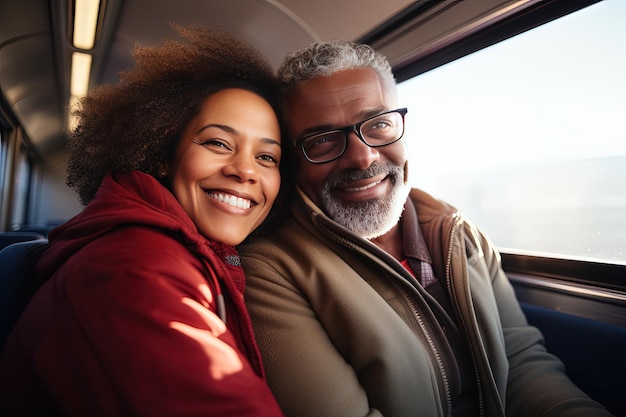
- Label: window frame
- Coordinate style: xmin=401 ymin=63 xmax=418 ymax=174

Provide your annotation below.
xmin=361 ymin=0 xmax=624 ymax=292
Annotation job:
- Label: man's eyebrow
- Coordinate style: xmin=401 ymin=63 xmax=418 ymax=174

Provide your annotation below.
xmin=298 ymin=108 xmax=387 ymax=138
xmin=299 ymin=124 xmax=336 ymax=138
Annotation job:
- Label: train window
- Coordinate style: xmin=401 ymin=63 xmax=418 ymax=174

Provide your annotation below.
xmin=0 ymin=139 xmax=30 ymax=230
xmin=398 ymin=0 xmax=625 ymax=265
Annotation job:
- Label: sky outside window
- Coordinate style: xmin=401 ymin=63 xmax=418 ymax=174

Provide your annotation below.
xmin=398 ymin=0 xmax=626 ymax=264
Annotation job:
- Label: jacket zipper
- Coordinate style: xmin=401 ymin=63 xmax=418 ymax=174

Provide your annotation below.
xmin=324 ymin=225 xmax=452 ymax=417
xmin=445 ymin=214 xmax=485 ymax=417
xmin=394 ymin=281 xmax=452 ymax=417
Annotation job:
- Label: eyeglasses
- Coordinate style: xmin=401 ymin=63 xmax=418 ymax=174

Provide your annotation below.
xmin=294 ymin=108 xmax=408 ymax=164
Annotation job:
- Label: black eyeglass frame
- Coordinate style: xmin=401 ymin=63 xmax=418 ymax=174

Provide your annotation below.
xmin=293 ymin=108 xmax=408 ymax=164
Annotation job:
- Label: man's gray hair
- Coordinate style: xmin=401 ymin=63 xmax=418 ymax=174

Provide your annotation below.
xmin=277 ymin=41 xmax=397 ymax=102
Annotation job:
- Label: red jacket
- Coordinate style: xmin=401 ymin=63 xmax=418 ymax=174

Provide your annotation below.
xmin=0 ymin=171 xmax=284 ymax=416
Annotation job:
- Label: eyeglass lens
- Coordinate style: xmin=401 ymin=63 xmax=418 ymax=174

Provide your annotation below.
xmin=301 ymin=110 xmax=405 ymax=163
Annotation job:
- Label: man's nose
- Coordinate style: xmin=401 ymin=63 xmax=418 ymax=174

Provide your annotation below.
xmin=338 ymin=131 xmax=380 ymax=170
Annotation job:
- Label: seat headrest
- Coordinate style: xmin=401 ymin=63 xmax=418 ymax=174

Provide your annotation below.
xmin=0 ymin=232 xmax=46 ymax=250
xmin=0 ymin=239 xmax=50 ymax=351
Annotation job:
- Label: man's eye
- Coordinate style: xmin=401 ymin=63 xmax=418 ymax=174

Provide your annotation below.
xmin=367 ymin=120 xmax=393 ymax=132
xmin=310 ymin=135 xmax=334 ymax=147
xmin=308 ymin=132 xmax=343 ymax=149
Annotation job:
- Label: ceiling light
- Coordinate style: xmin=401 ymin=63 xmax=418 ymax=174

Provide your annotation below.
xmin=73 ymin=0 xmax=100 ymax=50
xmin=71 ymin=52 xmax=92 ymax=97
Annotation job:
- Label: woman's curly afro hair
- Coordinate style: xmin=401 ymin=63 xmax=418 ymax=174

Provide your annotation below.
xmin=66 ymin=24 xmax=281 ymax=205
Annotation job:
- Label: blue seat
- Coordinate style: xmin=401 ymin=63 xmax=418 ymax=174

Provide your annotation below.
xmin=0 ymin=239 xmax=50 ymax=351
xmin=0 ymin=231 xmax=45 ymax=250
xmin=12 ymin=223 xmax=60 ymax=238
xmin=522 ymin=302 xmax=626 ymax=415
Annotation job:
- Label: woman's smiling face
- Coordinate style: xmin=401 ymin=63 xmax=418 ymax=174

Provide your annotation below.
xmin=168 ymin=88 xmax=281 ymax=246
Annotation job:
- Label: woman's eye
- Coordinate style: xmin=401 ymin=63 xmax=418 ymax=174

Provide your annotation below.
xmin=258 ymin=154 xmax=279 ymax=166
xmin=200 ymin=139 xmax=231 ymax=151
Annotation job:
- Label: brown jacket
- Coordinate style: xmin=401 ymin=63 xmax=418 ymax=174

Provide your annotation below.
xmin=239 ymin=187 xmax=611 ymax=417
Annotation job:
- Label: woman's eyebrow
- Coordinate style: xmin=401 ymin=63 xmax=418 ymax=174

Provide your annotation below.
xmin=196 ymin=123 xmax=235 ymax=136
xmin=197 ymin=124 xmax=280 ymax=147
xmin=260 ymin=137 xmax=281 ymax=147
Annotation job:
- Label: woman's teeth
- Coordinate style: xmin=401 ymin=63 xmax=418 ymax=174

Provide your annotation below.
xmin=208 ymin=192 xmax=251 ymax=209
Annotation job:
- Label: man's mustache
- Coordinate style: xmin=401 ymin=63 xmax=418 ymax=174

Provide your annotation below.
xmin=327 ymin=163 xmax=397 ymax=188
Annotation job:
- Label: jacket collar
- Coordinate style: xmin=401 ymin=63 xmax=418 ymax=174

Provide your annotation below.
xmin=294 ymin=186 xmax=460 ymax=271
xmin=401 ymin=198 xmax=432 ymax=264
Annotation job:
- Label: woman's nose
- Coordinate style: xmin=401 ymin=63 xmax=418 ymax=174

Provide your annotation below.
xmin=223 ymin=154 xmax=259 ymax=183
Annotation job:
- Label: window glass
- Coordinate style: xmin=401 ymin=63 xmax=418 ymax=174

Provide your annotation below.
xmin=9 ymin=143 xmax=30 ymax=229
xmin=398 ymin=0 xmax=626 ymax=264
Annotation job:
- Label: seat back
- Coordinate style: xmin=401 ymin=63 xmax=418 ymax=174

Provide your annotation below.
xmin=0 ymin=231 xmax=45 ymax=250
xmin=12 ymin=223 xmax=60 ymax=238
xmin=0 ymin=239 xmax=50 ymax=351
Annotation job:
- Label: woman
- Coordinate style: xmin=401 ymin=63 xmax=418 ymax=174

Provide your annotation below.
xmin=0 ymin=25 xmax=286 ymax=416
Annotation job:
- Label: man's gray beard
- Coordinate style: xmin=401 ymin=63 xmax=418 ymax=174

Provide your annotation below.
xmin=319 ymin=162 xmax=410 ymax=240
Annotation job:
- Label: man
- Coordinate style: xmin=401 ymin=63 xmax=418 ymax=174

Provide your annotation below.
xmin=238 ymin=41 xmax=612 ymax=417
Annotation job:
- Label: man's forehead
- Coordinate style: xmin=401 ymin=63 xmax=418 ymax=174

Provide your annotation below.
xmin=293 ymin=68 xmax=383 ymax=100
xmin=287 ymin=68 xmax=391 ymax=133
